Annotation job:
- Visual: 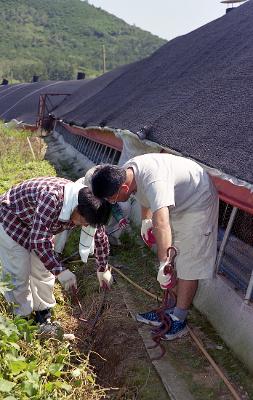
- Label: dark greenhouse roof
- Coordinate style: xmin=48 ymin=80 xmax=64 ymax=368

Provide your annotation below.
xmin=53 ymin=63 xmax=134 ymax=124
xmin=53 ymin=0 xmax=253 ymax=184
xmin=0 ymin=80 xmax=88 ymax=125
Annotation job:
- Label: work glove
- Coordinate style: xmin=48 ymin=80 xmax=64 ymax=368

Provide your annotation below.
xmin=118 ymin=217 xmax=129 ymax=229
xmin=97 ymin=266 xmax=113 ymax=289
xmin=141 ymin=219 xmax=156 ymax=248
xmin=157 ymin=260 xmax=176 ymax=290
xmin=57 ymin=269 xmax=77 ymax=291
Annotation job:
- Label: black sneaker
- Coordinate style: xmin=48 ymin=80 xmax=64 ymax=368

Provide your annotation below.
xmin=35 ymin=309 xmax=51 ymax=324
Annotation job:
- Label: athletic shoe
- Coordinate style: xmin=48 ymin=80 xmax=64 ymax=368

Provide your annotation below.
xmin=38 ymin=321 xmax=64 ymax=339
xmin=161 ymin=317 xmax=188 ymax=340
xmin=35 ymin=309 xmax=51 ymax=324
xmin=135 ymin=308 xmax=174 ymax=327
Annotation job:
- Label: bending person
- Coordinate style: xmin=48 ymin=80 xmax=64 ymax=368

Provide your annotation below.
xmin=0 ymin=177 xmax=111 ymax=326
xmin=91 ymin=154 xmax=219 ymax=340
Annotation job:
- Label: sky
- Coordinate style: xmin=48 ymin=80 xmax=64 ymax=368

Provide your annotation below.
xmin=87 ymin=0 xmax=243 ymax=41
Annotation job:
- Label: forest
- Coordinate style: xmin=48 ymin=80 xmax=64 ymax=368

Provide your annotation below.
xmin=0 ymin=0 xmax=166 ymax=82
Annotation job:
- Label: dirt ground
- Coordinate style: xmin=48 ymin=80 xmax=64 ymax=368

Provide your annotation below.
xmin=58 ymin=260 xmax=169 ymax=400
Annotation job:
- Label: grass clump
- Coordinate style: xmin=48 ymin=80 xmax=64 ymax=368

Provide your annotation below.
xmin=0 ymin=121 xmax=55 ymax=194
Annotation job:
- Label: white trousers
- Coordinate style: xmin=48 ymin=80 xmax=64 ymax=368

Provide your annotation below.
xmin=171 ymin=196 xmax=219 ymax=280
xmin=0 ymin=223 xmax=56 ymax=316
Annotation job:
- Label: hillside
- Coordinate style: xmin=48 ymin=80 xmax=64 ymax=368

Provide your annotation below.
xmin=0 ymin=0 xmax=166 ymax=82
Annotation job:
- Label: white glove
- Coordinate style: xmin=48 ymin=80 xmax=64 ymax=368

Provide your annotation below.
xmin=157 ymin=261 xmax=174 ymax=290
xmin=57 ymin=269 xmax=77 ymax=291
xmin=97 ymin=267 xmax=113 ymax=289
xmin=141 ymin=219 xmax=156 ymax=248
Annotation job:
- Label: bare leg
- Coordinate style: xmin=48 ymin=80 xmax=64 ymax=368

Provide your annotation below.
xmin=176 ymin=279 xmax=198 ymax=309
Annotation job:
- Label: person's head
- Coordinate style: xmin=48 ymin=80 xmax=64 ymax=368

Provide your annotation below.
xmin=91 ymin=164 xmax=130 ymax=203
xmin=70 ymin=187 xmax=111 ymax=227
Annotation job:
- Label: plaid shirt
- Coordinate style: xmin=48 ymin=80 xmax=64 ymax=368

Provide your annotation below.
xmin=94 ymin=225 xmax=109 ymax=271
xmin=0 ymin=177 xmax=109 ymax=275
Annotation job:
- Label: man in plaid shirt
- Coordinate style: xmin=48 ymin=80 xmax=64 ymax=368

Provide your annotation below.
xmin=0 ymin=177 xmax=112 ymax=324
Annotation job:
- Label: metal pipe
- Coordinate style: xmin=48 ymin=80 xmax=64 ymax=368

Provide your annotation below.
xmin=215 ymin=206 xmax=238 ymax=274
xmin=111 ymin=149 xmax=118 ymax=164
xmin=90 ymin=141 xmax=98 ymax=158
xmin=244 ymin=269 xmax=253 ymax=304
xmin=84 ymin=140 xmax=92 ymax=158
xmin=87 ymin=141 xmax=96 ymax=158
xmin=100 ymin=145 xmax=108 ymax=163
xmin=105 ymin=147 xmax=113 ymax=163
xmin=96 ymin=144 xmax=104 ymax=163
xmin=94 ymin=143 xmax=102 ymax=162
xmin=81 ymin=137 xmax=88 ymax=153
xmin=90 ymin=142 xmax=100 ymax=161
xmin=89 ymin=141 xmax=97 ymax=160
xmin=76 ymin=136 xmax=82 ymax=152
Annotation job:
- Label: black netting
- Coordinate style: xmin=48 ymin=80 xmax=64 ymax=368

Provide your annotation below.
xmin=0 ymin=80 xmax=87 ymax=125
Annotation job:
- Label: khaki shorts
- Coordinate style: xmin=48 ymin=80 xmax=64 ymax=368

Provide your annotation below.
xmin=170 ymin=197 xmax=219 ymax=280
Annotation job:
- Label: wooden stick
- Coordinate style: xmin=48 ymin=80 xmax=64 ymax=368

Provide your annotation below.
xmin=110 ymin=264 xmax=161 ymax=302
xmin=27 ymin=137 xmax=36 ymax=160
xmin=187 ymin=326 xmax=241 ymax=400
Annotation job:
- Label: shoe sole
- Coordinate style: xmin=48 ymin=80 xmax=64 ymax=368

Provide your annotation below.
xmin=161 ymin=326 xmax=188 ymax=341
xmin=135 ymin=315 xmax=162 ymax=327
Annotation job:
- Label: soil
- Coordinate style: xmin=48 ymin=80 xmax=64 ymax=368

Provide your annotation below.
xmin=59 ymin=261 xmax=169 ymax=399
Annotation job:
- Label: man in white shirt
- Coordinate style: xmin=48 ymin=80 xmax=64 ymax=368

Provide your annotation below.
xmin=91 ymin=153 xmax=219 ymax=340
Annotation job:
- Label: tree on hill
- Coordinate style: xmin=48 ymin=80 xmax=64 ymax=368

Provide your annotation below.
xmin=0 ymin=0 xmax=166 ymax=82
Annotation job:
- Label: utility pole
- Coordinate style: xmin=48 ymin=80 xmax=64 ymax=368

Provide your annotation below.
xmin=102 ymin=45 xmax=106 ymax=74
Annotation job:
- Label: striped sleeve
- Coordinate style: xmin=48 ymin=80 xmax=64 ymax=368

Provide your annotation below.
xmin=30 ymin=191 xmax=63 ymax=275
xmin=94 ymin=226 xmax=109 ymax=271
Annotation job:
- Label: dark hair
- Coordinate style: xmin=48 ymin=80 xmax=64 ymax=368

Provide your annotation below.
xmin=91 ymin=164 xmax=126 ymax=198
xmin=78 ymin=187 xmax=111 ymax=226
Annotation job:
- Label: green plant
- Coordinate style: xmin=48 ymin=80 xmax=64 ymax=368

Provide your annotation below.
xmin=0 ymin=311 xmax=107 ymax=399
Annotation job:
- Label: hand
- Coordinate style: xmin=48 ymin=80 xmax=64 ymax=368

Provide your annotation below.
xmin=97 ymin=266 xmax=113 ymax=289
xmin=57 ymin=269 xmax=77 ymax=291
xmin=118 ymin=217 xmax=129 ymax=229
xmin=141 ymin=219 xmax=156 ymax=248
xmin=157 ymin=260 xmax=176 ymax=290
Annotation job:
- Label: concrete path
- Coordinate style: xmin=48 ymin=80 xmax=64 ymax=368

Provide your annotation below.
xmin=121 ymin=286 xmax=195 ymax=400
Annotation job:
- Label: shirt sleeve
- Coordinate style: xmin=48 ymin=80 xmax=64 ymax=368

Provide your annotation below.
xmin=146 ymin=180 xmax=175 ymax=213
xmin=94 ymin=225 xmax=109 ymax=271
xmin=30 ymin=191 xmax=64 ymax=275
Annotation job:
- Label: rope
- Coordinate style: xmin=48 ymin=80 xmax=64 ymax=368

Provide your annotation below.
xmin=109 ymin=264 xmax=242 ymax=400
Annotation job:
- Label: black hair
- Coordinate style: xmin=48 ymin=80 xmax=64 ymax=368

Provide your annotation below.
xmin=78 ymin=187 xmax=111 ymax=226
xmin=91 ymin=164 xmax=126 ymax=198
